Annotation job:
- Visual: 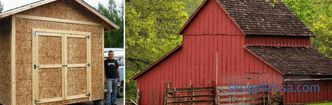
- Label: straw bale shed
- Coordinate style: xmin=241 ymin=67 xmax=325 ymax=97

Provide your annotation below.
xmin=0 ymin=0 xmax=119 ymax=105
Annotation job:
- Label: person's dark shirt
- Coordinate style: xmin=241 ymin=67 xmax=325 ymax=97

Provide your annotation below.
xmin=104 ymin=58 xmax=119 ymax=79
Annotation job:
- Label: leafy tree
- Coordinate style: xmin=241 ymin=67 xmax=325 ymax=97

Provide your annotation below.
xmin=125 ymin=0 xmax=202 ymax=102
xmin=98 ymin=0 xmax=124 ymax=48
xmin=0 ymin=1 xmax=3 ymax=13
xmin=283 ymin=0 xmax=332 ymax=58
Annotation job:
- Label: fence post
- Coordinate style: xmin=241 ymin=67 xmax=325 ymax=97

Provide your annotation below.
xmin=213 ymin=81 xmax=217 ymax=105
xmin=136 ymin=89 xmax=140 ymax=105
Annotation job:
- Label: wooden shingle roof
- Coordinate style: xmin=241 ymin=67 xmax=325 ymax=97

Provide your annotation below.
xmin=179 ymin=0 xmax=313 ymax=36
xmin=246 ymin=46 xmax=332 ymax=76
xmin=218 ymin=0 xmax=313 ymax=36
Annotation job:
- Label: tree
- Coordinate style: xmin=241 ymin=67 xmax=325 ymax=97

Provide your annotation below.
xmin=0 ymin=1 xmax=3 ymax=13
xmin=125 ymin=0 xmax=202 ymax=102
xmin=283 ymin=0 xmax=332 ymax=58
xmin=98 ymin=0 xmax=124 ymax=48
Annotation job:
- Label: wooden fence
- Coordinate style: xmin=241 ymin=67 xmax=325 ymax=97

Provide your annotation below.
xmin=216 ymin=85 xmax=268 ymax=105
xmin=163 ymin=82 xmax=269 ymax=105
xmin=163 ymin=81 xmax=216 ymax=105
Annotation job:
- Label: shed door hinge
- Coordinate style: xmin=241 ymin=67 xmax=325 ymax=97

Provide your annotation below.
xmin=34 ymin=100 xmax=40 ymax=104
xmin=34 ymin=64 xmax=39 ymax=69
xmin=33 ymin=32 xmax=38 ymax=37
xmin=86 ymin=63 xmax=91 ymax=67
xmin=86 ymin=93 xmax=91 ymax=96
xmin=86 ymin=35 xmax=90 ymax=39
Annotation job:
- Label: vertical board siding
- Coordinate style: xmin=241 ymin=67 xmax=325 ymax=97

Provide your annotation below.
xmin=245 ymin=36 xmax=310 ymax=47
xmin=137 ymin=0 xmax=283 ymax=105
xmin=284 ymin=81 xmax=332 ymax=104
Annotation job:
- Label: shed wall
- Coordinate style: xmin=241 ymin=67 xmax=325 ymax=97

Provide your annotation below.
xmin=19 ymin=0 xmax=101 ymax=23
xmin=137 ymin=0 xmax=283 ymax=104
xmin=15 ymin=19 xmax=104 ymax=105
xmin=0 ymin=18 xmax=12 ymax=105
xmin=13 ymin=1 xmax=104 ymax=104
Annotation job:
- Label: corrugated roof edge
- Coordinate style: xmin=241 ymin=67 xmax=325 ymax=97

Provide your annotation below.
xmin=132 ymin=45 xmax=183 ymax=80
xmin=0 ymin=0 xmax=119 ymax=30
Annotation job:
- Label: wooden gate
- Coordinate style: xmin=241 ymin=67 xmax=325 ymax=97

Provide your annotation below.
xmin=216 ymin=85 xmax=268 ymax=105
xmin=32 ymin=29 xmax=91 ymax=104
xmin=163 ymin=82 xmax=216 ymax=105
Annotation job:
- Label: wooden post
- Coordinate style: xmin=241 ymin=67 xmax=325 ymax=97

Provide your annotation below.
xmin=136 ymin=89 xmax=140 ymax=105
xmin=11 ymin=15 xmax=16 ymax=105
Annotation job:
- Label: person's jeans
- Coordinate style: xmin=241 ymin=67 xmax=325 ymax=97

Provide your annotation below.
xmin=105 ymin=78 xmax=117 ymax=105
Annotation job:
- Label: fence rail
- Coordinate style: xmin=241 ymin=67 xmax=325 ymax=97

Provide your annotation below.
xmin=216 ymin=86 xmax=268 ymax=105
xmin=163 ymin=82 xmax=269 ymax=105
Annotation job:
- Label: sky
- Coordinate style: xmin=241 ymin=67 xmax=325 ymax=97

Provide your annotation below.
xmin=0 ymin=0 xmax=123 ymax=11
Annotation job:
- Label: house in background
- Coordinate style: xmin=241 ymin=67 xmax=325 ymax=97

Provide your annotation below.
xmin=133 ymin=0 xmax=332 ymax=104
xmin=0 ymin=0 xmax=118 ymax=105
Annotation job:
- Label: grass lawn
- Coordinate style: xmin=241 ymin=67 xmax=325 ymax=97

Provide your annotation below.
xmin=307 ymin=102 xmax=332 ymax=105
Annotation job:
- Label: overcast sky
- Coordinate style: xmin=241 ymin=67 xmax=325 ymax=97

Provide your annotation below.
xmin=0 ymin=0 xmax=123 ymax=11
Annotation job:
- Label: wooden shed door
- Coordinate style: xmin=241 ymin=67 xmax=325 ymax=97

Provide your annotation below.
xmin=32 ymin=29 xmax=91 ymax=104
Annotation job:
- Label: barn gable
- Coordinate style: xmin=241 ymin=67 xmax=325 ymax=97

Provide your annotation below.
xmin=179 ymin=0 xmax=243 ymax=35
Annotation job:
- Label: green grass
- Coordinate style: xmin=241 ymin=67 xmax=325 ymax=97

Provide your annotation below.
xmin=307 ymin=102 xmax=332 ymax=105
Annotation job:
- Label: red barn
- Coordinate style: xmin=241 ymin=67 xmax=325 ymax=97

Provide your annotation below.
xmin=133 ymin=0 xmax=332 ymax=104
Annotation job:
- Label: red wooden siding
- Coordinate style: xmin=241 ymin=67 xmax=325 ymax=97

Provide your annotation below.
xmin=245 ymin=36 xmax=310 ymax=47
xmin=284 ymin=81 xmax=332 ymax=104
xmin=136 ymin=0 xmax=283 ymax=105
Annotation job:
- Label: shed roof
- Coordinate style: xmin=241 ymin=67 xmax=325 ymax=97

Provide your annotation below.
xmin=179 ymin=0 xmax=313 ymax=36
xmin=246 ymin=46 xmax=332 ymax=76
xmin=0 ymin=0 xmax=119 ymax=30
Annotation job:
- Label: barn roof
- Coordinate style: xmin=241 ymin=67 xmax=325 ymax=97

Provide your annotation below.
xmin=179 ymin=0 xmax=313 ymax=36
xmin=246 ymin=46 xmax=332 ymax=76
xmin=0 ymin=0 xmax=119 ymax=30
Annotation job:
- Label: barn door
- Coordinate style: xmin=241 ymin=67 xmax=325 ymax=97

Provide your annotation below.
xmin=32 ymin=29 xmax=91 ymax=104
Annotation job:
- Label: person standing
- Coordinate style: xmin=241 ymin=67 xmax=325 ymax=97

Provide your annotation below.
xmin=104 ymin=50 xmax=119 ymax=105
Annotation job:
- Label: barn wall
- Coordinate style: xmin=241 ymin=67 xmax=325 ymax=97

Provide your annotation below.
xmin=14 ymin=1 xmax=105 ymax=105
xmin=0 ymin=18 xmax=12 ymax=105
xmin=284 ymin=81 xmax=332 ymax=104
xmin=245 ymin=36 xmax=310 ymax=47
xmin=137 ymin=0 xmax=283 ymax=105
